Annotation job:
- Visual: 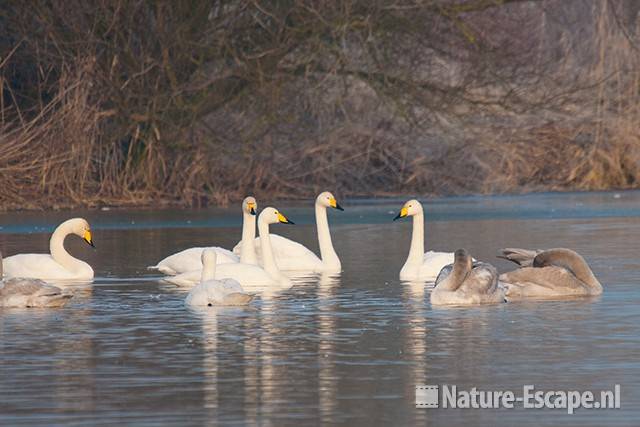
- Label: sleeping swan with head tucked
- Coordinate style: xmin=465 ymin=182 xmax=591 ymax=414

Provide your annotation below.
xmin=498 ymin=248 xmax=603 ymax=301
xmin=2 ymin=218 xmax=95 ymax=282
xmin=0 ymin=251 xmax=73 ymax=308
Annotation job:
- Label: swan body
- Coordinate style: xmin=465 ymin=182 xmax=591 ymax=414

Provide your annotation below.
xmin=150 ymin=247 xmax=238 ymax=275
xmin=164 ymin=262 xmax=276 ymax=289
xmin=148 ymin=197 xmax=258 ymax=275
xmin=185 ymin=250 xmax=253 ymax=307
xmin=0 ymin=252 xmax=73 ymax=308
xmin=2 ymin=218 xmax=94 ymax=281
xmin=431 ymin=249 xmax=504 ymax=306
xmin=394 ymin=200 xmax=455 ymax=281
xmin=234 ymin=192 xmax=343 ymax=272
xmin=498 ymin=248 xmax=603 ymax=301
xmin=166 ymin=207 xmax=294 ymax=290
xmin=247 ymin=234 xmax=324 ymax=271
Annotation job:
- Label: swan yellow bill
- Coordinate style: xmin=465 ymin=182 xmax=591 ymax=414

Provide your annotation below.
xmin=83 ymin=229 xmax=95 ymax=247
xmin=247 ymin=202 xmax=256 ymax=215
xmin=393 ymin=207 xmax=408 ymax=221
xmin=277 ymin=212 xmax=295 ymax=225
xmin=329 ymin=197 xmax=344 ymax=211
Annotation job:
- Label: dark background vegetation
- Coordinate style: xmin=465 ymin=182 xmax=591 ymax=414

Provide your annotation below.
xmin=0 ymin=0 xmax=639 ymax=209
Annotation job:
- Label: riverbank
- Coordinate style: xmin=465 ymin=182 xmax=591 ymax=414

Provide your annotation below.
xmin=1 ymin=1 xmax=639 ymax=210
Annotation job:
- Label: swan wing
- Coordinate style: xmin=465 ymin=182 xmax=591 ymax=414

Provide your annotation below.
xmin=434 ymin=263 xmax=454 ymax=286
xmin=149 ymin=247 xmax=239 ymax=275
xmin=464 ymin=263 xmax=500 ymax=295
xmin=163 ymin=269 xmax=201 ymax=287
xmin=253 ymin=234 xmax=322 ymax=271
xmin=419 ymin=251 xmax=455 ymax=280
xmin=216 ymin=263 xmax=275 ymax=288
xmin=185 ymin=282 xmax=208 ymax=306
xmin=166 ymin=263 xmax=274 ymax=289
xmin=209 ymin=279 xmax=252 ymax=305
xmin=498 ymin=248 xmax=542 ymax=267
xmin=220 ymin=278 xmax=244 ymax=294
xmin=186 ymin=279 xmax=253 ymax=306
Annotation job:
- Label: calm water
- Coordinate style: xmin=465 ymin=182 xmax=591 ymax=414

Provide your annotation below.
xmin=1 ymin=191 xmax=639 ymax=426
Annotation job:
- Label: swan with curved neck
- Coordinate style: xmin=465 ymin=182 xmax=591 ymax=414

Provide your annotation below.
xmin=164 ymin=207 xmax=294 ymax=290
xmin=185 ymin=250 xmax=253 ymax=306
xmin=393 ymin=199 xmax=455 ymax=281
xmin=2 ymin=218 xmax=94 ymax=281
xmin=498 ymin=248 xmax=603 ymax=300
xmin=235 ymin=191 xmax=343 ymax=272
xmin=149 ymin=196 xmax=258 ymax=275
xmin=431 ymin=249 xmax=504 ymax=306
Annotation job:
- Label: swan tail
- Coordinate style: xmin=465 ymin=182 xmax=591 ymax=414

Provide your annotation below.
xmin=147 ymin=264 xmax=176 ymax=275
xmin=497 ymin=248 xmax=540 ymax=267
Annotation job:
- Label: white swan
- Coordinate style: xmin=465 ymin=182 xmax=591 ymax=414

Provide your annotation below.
xmin=393 ymin=199 xmax=455 ymax=281
xmin=234 ymin=191 xmax=343 ymax=272
xmin=2 ymin=218 xmax=94 ymax=281
xmin=498 ymin=248 xmax=603 ymax=300
xmin=164 ymin=207 xmax=294 ymax=290
xmin=431 ymin=249 xmax=504 ymax=306
xmin=0 ymin=251 xmax=73 ymax=308
xmin=185 ymin=250 xmax=253 ymax=306
xmin=148 ymin=197 xmax=258 ymax=275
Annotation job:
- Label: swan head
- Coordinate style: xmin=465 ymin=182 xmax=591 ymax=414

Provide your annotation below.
xmin=65 ymin=218 xmax=95 ymax=247
xmin=454 ymin=248 xmax=473 ymax=270
xmin=242 ymin=196 xmax=257 ymax=215
xmin=201 ymin=249 xmax=217 ymax=267
xmin=393 ymin=199 xmax=423 ymax=221
xmin=317 ymin=191 xmax=344 ymax=211
xmin=259 ymin=207 xmax=295 ymax=225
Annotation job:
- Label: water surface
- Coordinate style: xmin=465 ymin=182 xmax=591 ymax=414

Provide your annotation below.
xmin=1 ymin=191 xmax=639 ymax=426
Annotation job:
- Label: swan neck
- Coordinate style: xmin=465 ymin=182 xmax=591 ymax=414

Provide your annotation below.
xmin=316 ymin=204 xmax=340 ymax=268
xmin=407 ymin=213 xmax=425 ymax=265
xmin=258 ymin=219 xmax=279 ymax=277
xmin=201 ymin=258 xmax=216 ymax=282
xmin=569 ymin=257 xmax=603 ymax=292
xmin=50 ymin=222 xmax=81 ymax=271
xmin=439 ymin=261 xmax=469 ymax=292
xmin=240 ymin=212 xmax=257 ymax=264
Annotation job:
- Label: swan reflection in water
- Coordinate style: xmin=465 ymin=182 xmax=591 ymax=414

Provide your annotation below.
xmin=194 ymin=271 xmax=342 ymax=423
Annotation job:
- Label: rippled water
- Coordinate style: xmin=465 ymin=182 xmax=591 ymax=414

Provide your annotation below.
xmin=1 ymin=191 xmax=639 ymax=426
